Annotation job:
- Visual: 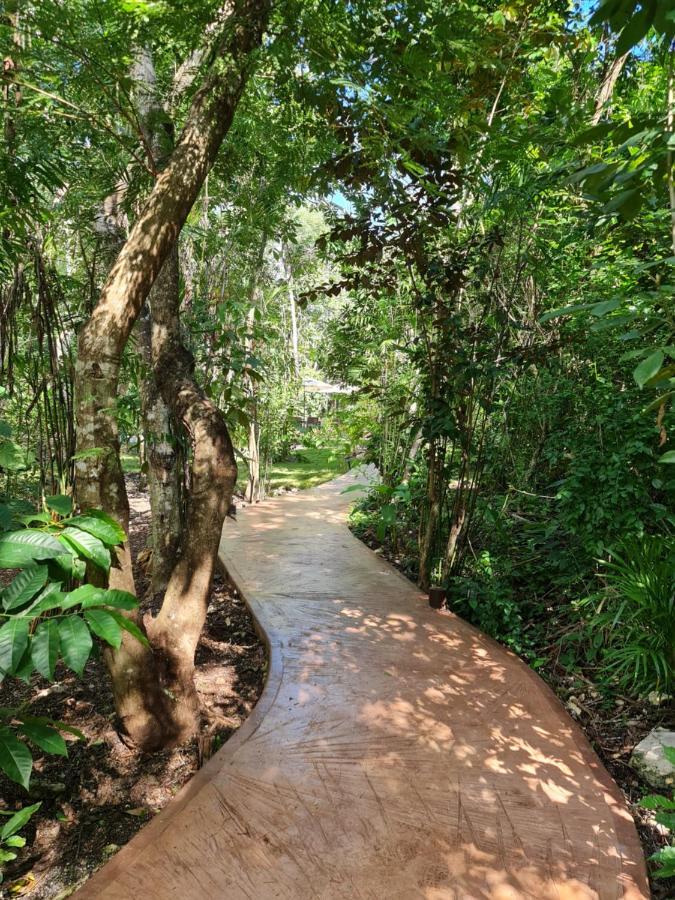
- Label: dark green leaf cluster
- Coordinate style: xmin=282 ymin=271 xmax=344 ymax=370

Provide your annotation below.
xmin=0 ymin=494 xmax=143 ymax=791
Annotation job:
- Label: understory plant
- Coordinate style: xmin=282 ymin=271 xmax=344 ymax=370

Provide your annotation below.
xmin=641 ymin=747 xmax=675 ymax=880
xmin=578 ymin=535 xmax=675 ymax=696
xmin=0 ymin=803 xmax=41 ymax=883
xmin=0 ymin=492 xmax=144 ymax=789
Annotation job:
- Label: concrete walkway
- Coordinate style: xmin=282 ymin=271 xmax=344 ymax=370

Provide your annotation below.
xmin=75 ymin=470 xmax=648 ymax=899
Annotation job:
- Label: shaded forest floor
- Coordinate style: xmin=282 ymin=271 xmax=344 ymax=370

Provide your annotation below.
xmin=0 ymin=476 xmax=265 ymax=899
xmin=354 ymin=521 xmax=674 ymax=899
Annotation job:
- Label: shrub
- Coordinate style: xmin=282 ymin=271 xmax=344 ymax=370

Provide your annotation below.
xmin=578 ymin=535 xmax=675 ymax=695
xmin=0 ymin=493 xmax=145 ymax=788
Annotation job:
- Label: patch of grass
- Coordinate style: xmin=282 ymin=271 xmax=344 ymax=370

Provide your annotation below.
xmin=264 ymin=446 xmax=348 ymax=492
xmin=121 ymin=453 xmax=141 ymax=474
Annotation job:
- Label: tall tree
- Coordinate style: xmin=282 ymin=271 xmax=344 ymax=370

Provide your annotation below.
xmin=73 ymin=0 xmax=271 ymax=750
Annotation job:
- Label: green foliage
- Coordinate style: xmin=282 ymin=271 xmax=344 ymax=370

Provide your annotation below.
xmin=641 ymin=746 xmax=675 ymax=879
xmin=446 ymin=552 xmax=528 ymax=653
xmin=0 ymin=802 xmax=41 ymax=882
xmin=264 ymin=446 xmax=347 ymax=492
xmin=578 ymin=536 xmax=675 ymax=695
xmin=0 ymin=501 xmax=141 ymax=790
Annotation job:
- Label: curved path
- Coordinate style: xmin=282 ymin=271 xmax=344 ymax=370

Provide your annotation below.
xmin=76 ymin=470 xmax=648 ymax=899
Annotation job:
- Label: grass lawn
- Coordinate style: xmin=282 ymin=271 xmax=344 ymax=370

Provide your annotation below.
xmin=121 ymin=453 xmax=141 ymax=474
xmin=265 ymin=446 xmax=348 ymax=491
xmin=123 ymin=445 xmax=347 ymax=493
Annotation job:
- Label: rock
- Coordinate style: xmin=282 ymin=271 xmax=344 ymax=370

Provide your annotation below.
xmin=630 ymin=728 xmax=675 ymax=790
xmin=566 ymin=697 xmax=582 ymax=719
xmin=648 ymin=690 xmax=670 ymax=706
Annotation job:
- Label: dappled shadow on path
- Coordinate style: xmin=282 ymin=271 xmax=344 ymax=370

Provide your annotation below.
xmin=73 ymin=470 xmax=648 ymax=900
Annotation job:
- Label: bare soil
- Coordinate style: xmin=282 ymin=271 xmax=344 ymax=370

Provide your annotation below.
xmin=0 ymin=477 xmax=265 ymax=899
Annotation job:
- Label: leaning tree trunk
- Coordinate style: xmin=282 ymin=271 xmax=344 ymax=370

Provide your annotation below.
xmin=144 ymin=244 xmax=238 ymax=735
xmin=133 ymin=48 xmax=186 ymax=594
xmin=74 ymin=0 xmax=271 ymax=751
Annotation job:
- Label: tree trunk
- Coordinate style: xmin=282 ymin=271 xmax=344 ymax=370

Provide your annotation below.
xmin=146 ymin=242 xmax=238 ymax=735
xmin=133 ymin=48 xmax=186 ymax=593
xmin=592 ymin=51 xmax=628 ymax=126
xmin=283 ymin=245 xmax=300 ymax=377
xmin=245 ymin=301 xmax=262 ymax=504
xmin=244 ymin=238 xmax=267 ymax=503
xmin=139 ymin=296 xmax=185 ymax=593
xmin=418 ymin=436 xmax=443 ymax=591
xmin=74 ymin=0 xmax=271 ymax=750
xmin=443 ymin=445 xmax=470 ymax=580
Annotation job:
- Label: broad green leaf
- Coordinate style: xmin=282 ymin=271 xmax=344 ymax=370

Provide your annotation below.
xmin=0 ymin=440 xmax=26 ymax=471
xmin=31 ymin=620 xmax=60 ymax=680
xmin=19 ymin=512 xmax=51 ymax=525
xmin=0 ymin=530 xmax=68 ymax=568
xmin=659 ymin=450 xmax=675 ymax=464
xmin=616 ymin=5 xmax=655 ymax=55
xmin=27 ymin=583 xmax=65 ymax=616
xmin=61 ymin=584 xmax=108 ymax=610
xmin=651 ymin=845 xmax=675 ymax=878
xmin=42 ymin=719 xmax=84 ymax=741
xmin=572 ymin=122 xmax=615 ymax=146
xmin=0 ymin=504 xmax=12 ymax=531
xmin=58 ymin=616 xmax=93 ymax=675
xmin=0 ymin=619 xmax=30 ymax=674
xmin=108 ymin=610 xmax=149 ymax=647
xmin=1 ymin=566 xmax=48 ymax=612
xmin=48 ymin=552 xmax=84 ymax=583
xmin=18 ymin=722 xmax=67 ymax=756
xmin=591 ymin=299 xmax=621 ymax=317
xmin=84 ymin=588 xmax=137 ymax=611
xmin=655 ymin=811 xmax=675 ymax=830
xmin=45 ymin=494 xmax=73 ymax=517
xmin=60 ymin=527 xmax=110 ymax=571
xmin=84 ymin=609 xmax=122 ymax=648
xmin=603 ymin=187 xmax=642 ymax=219
xmin=12 ymin=647 xmax=35 ymax=683
xmin=0 ymin=803 xmax=40 ymax=842
xmin=4 ymin=835 xmax=25 ymax=848
xmin=539 ymin=302 xmax=595 ymax=323
xmin=0 ymin=727 xmax=32 ymax=789
xmin=633 ymin=350 xmax=664 ymax=388
xmin=68 ymin=512 xmax=125 ymax=546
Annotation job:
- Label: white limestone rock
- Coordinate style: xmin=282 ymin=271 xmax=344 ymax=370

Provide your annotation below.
xmin=630 ymin=728 xmax=675 ymax=791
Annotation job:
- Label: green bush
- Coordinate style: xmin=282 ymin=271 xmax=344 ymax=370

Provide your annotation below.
xmin=578 ymin=535 xmax=675 ymax=695
xmin=641 ymin=748 xmax=675 ymax=880
xmin=0 ymin=493 xmax=145 ymax=789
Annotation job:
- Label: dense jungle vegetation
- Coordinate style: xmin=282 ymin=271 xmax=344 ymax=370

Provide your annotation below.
xmin=0 ymin=0 xmax=674 ymax=893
